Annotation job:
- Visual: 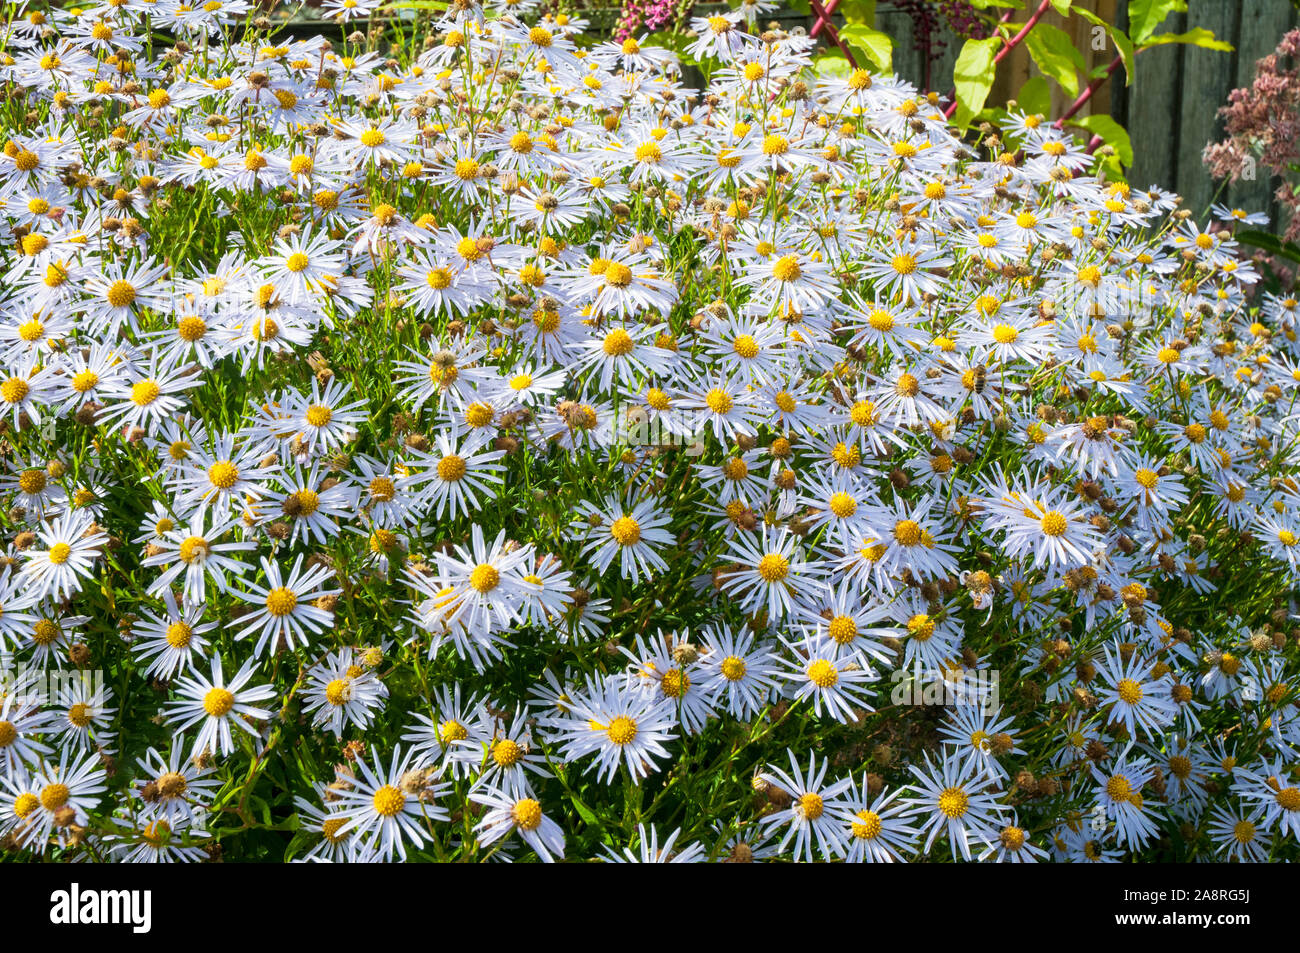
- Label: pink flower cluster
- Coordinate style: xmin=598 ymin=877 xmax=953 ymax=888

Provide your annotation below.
xmin=616 ymin=0 xmax=688 ymax=41
xmin=1204 ymin=29 xmax=1300 ymax=246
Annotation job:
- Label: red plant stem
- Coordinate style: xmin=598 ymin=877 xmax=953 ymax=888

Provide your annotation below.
xmin=809 ymin=0 xmax=839 ymax=39
xmin=810 ymin=0 xmax=857 ymax=67
xmin=942 ymin=1 xmax=1049 ymax=118
xmin=1055 ymin=53 xmax=1125 ymax=129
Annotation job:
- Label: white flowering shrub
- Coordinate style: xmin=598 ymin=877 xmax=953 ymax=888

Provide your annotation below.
xmin=1 ymin=0 xmax=1299 ymax=864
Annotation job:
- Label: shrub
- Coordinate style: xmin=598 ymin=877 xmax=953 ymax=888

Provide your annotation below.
xmin=0 ymin=1 xmax=1297 ymax=863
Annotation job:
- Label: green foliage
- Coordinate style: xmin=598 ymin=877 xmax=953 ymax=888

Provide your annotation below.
xmin=953 ymin=35 xmax=1002 ymax=128
xmin=929 ymin=0 xmax=1231 ymax=179
xmin=1235 ymin=230 xmax=1300 ymax=265
xmin=1127 ymin=0 xmax=1187 ymax=45
xmin=840 ymin=22 xmax=893 ymax=72
xmin=1024 ymin=22 xmax=1087 ymax=98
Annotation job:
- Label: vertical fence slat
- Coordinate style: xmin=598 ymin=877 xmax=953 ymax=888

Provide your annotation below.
xmin=1125 ymin=11 xmax=1186 ymax=194
xmin=1175 ymin=2 xmax=1241 ymax=219
xmin=875 ymin=7 xmax=921 ymax=88
xmin=1224 ymin=2 xmax=1298 ymax=226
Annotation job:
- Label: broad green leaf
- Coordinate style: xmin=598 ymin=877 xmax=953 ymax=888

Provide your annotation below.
xmin=1014 ymin=75 xmax=1052 ymax=118
xmin=840 ymin=23 xmax=893 ymax=73
xmin=1098 ymin=152 xmax=1125 ymax=182
xmin=1143 ymin=28 xmax=1233 ymax=52
xmin=1024 ymin=22 xmax=1087 ymax=98
xmin=838 ymin=0 xmax=877 ymax=26
xmin=1236 ymin=230 xmax=1300 ymax=264
xmin=813 ymin=52 xmax=853 ymax=79
xmin=953 ymin=36 xmax=1002 ymax=128
xmin=1073 ymin=8 xmax=1135 ymax=83
xmin=1049 ymin=0 xmax=1072 ymax=14
xmin=1073 ymin=114 xmax=1133 ymax=166
xmin=1128 ymin=0 xmax=1187 ymax=45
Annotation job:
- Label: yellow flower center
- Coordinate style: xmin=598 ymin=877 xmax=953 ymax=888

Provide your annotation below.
xmin=67 ymin=703 xmax=93 ymax=727
xmin=853 ymin=810 xmax=882 ymax=839
xmin=40 ymin=783 xmax=70 ymax=810
xmin=265 ymin=586 xmax=298 ymax=616
xmin=807 ymin=659 xmax=838 ymax=687
xmin=166 ymin=621 xmax=193 ymax=648
xmin=606 ymin=715 xmax=637 ymax=745
xmin=372 ymin=785 xmax=406 ymax=817
xmin=938 ymin=786 xmax=969 ymax=818
xmin=721 ymin=655 xmax=747 ymax=681
xmin=203 ymin=687 xmax=234 ymax=717
xmin=705 ymin=388 xmax=733 ymax=415
xmin=469 ymin=564 xmax=500 ymax=593
xmin=891 ymin=253 xmax=917 ymax=275
xmin=1040 ymin=511 xmax=1068 ymax=537
xmin=208 ymin=461 xmax=239 ymax=489
xmin=1 ymin=377 xmax=30 ymax=404
xmin=178 ymin=536 xmax=209 ymax=564
xmin=437 ymin=454 xmax=467 ymax=483
xmin=603 ymin=328 xmax=634 ymax=356
xmin=894 ymin=519 xmax=922 ymax=546
xmin=18 ymin=469 xmax=46 ymax=494
xmin=492 ymin=739 xmax=523 ymax=766
xmin=827 ymin=615 xmax=857 ymax=644
xmin=660 ymin=668 xmax=688 ymax=698
xmin=610 ymin=516 xmax=641 ymax=546
xmin=1116 ymin=678 xmax=1143 ymax=705
xmin=604 ymin=262 xmax=633 ymax=287
xmin=772 ymin=255 xmax=802 ymax=282
xmin=106 ymin=279 xmax=137 ymax=308
xmin=757 ymin=553 xmax=789 ymax=581
xmin=325 ymin=678 xmax=351 ymax=706
xmin=798 ymin=792 xmax=824 ymax=819
xmin=512 ymin=798 xmax=543 ymax=830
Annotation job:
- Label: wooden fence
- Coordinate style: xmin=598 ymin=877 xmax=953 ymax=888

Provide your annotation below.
xmin=857 ymin=1 xmax=1300 ymax=225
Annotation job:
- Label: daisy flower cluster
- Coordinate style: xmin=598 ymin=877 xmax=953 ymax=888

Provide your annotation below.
xmin=0 ymin=0 xmax=1299 ymax=864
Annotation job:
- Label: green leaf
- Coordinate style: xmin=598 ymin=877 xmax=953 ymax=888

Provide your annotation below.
xmin=1014 ymin=75 xmax=1052 ymax=118
xmin=1073 ymin=8 xmax=1136 ymax=83
xmin=813 ymin=52 xmax=853 ymax=79
xmin=1049 ymin=0 xmax=1072 ymax=14
xmin=952 ymin=36 xmax=1002 ymax=128
xmin=1128 ymin=0 xmax=1187 ymax=45
xmin=840 ymin=23 xmax=893 ymax=73
xmin=568 ymin=787 xmax=603 ymax=829
xmin=1024 ymin=22 xmax=1087 ymax=98
xmin=838 ymin=0 xmax=877 ymax=26
xmin=1142 ymin=28 xmax=1233 ymax=52
xmin=1236 ymin=230 xmax=1300 ymax=264
xmin=1072 ymin=114 xmax=1133 ymax=166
